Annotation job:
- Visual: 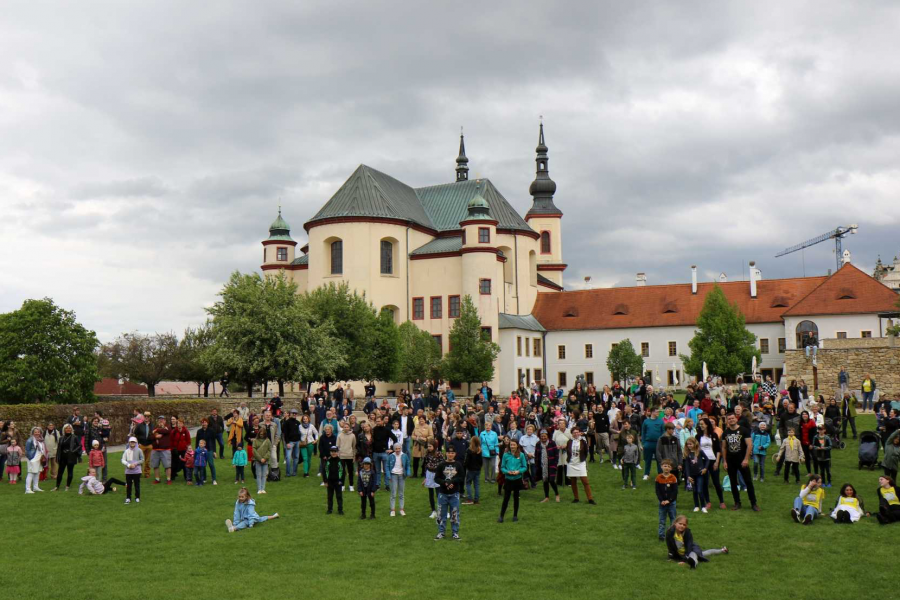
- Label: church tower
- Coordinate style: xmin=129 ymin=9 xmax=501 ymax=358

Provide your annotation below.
xmin=455 ymin=129 xmax=469 ymax=182
xmin=524 ymin=121 xmax=565 ymax=286
xmin=261 ymin=207 xmax=296 ymax=276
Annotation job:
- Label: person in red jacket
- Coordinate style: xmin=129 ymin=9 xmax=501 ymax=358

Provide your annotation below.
xmin=151 ymin=416 xmax=172 ymax=485
xmin=799 ymin=411 xmax=817 ymax=475
xmin=171 ymin=419 xmax=192 ymax=482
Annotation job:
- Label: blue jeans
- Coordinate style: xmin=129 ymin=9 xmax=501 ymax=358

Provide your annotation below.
xmin=285 ymin=443 xmax=300 ymax=477
xmin=753 ymin=455 xmax=766 ymax=479
xmin=207 ymin=451 xmax=217 ymax=482
xmin=194 ymin=466 xmax=206 ymax=485
xmin=255 ymin=463 xmax=268 ymax=492
xmin=374 ymin=453 xmax=389 ymax=489
xmin=465 ymin=470 xmax=480 ymax=501
xmin=793 ymin=496 xmax=818 ymax=520
xmin=862 ymin=391 xmax=874 ymax=411
xmin=215 ymin=432 xmax=225 ymax=457
xmin=437 ymin=493 xmax=460 ymax=535
xmin=234 ymin=515 xmax=267 ymax=530
xmin=643 ymin=445 xmax=658 ymax=473
xmin=658 ymin=502 xmax=676 ymax=538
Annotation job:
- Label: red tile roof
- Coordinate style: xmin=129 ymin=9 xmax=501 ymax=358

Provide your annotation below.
xmin=782 ymin=263 xmax=899 ymax=316
xmin=94 ymin=378 xmax=148 ymax=395
xmin=532 ymin=276 xmax=828 ymax=331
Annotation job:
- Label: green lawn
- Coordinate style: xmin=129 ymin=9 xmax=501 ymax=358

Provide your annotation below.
xmin=3 ymin=414 xmax=893 ymax=600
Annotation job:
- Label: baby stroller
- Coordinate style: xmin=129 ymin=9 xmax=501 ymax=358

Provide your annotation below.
xmin=858 ymin=431 xmax=880 ymax=470
xmin=823 ymin=418 xmax=846 ymax=450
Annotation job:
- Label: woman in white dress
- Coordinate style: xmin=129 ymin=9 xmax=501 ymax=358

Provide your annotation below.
xmin=566 ymin=427 xmax=595 ymax=504
xmin=830 ymin=483 xmax=869 ymax=523
xmin=25 ymin=427 xmax=46 ymax=494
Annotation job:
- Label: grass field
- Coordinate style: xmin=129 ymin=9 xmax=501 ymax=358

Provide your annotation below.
xmin=3 ymin=414 xmax=894 ymax=600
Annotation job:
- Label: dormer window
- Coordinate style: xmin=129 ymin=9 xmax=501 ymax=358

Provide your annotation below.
xmin=771 ymin=296 xmax=790 ymax=308
xmin=564 ymin=307 xmax=579 ymax=317
xmin=837 ymin=287 xmax=856 ymax=300
xmin=612 ymin=303 xmax=629 ymax=315
xmin=662 ymin=301 xmax=678 ymax=314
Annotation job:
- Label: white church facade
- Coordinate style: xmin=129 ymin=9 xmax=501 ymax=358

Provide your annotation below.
xmin=260 ymin=127 xmax=899 ymax=396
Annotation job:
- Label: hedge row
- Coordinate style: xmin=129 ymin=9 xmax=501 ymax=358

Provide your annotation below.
xmin=0 ymin=398 xmax=220 ymax=445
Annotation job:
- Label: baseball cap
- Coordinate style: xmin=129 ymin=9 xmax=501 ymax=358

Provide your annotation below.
xmin=362 ymin=457 xmax=372 ymax=464
xmin=330 ymin=446 xmax=338 ymax=451
xmin=128 ymin=436 xmax=138 ymax=443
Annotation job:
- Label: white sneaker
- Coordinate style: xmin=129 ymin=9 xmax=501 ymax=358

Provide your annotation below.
xmin=25 ymin=490 xmax=34 ymax=494
xmin=637 ymin=464 xmax=642 ymax=470
xmin=136 ymin=498 xmax=141 ymax=503
xmin=391 ymin=511 xmax=396 ymax=517
xmin=642 ymin=475 xmax=649 ymax=481
xmin=349 ymin=486 xmax=354 ymax=492
xmin=701 ymin=507 xmax=708 ymax=513
xmin=429 ymin=511 xmax=437 ymax=519
xmin=259 ymin=490 xmax=267 ymax=494
xmin=342 ymin=486 xmax=346 ymax=491
xmin=213 ymin=481 xmax=218 ymax=486
xmin=693 ymin=507 xmax=700 ymax=512
xmin=125 ymin=499 xmax=131 ymax=504
xmin=225 ymin=519 xmax=235 ymax=533
xmin=34 ymin=487 xmax=44 ymax=492
xmin=320 ymin=482 xmax=325 ymax=487
xmin=400 ymin=510 xmax=406 ymax=516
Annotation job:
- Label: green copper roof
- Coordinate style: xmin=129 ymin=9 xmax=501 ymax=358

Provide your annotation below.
xmin=270 ymin=213 xmax=290 ymax=231
xmin=498 ymin=313 xmax=545 ymax=332
xmin=305 ymin=165 xmax=534 ymax=234
xmin=409 ymin=237 xmax=462 ymax=256
xmin=291 ymin=254 xmax=309 ymax=265
xmin=268 ymin=210 xmax=294 ymax=241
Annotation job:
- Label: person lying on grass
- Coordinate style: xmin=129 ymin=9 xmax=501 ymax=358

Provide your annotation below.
xmin=226 ymin=487 xmax=279 ymax=532
xmin=79 ymin=467 xmax=127 ymax=495
xmin=666 ymin=515 xmax=728 ymax=569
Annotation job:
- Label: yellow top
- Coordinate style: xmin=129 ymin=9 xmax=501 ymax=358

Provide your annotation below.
xmin=800 ymin=486 xmax=825 ymax=510
xmin=673 ymin=532 xmax=685 ymax=555
xmin=863 ymin=379 xmax=873 ymax=392
xmin=880 ymin=486 xmax=900 ymax=506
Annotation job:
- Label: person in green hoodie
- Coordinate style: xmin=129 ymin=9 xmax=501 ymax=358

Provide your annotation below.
xmin=498 ymin=440 xmax=528 ymax=523
xmin=641 ymin=408 xmax=664 ymax=478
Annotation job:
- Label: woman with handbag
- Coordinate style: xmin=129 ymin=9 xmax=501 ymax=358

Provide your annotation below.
xmin=53 ymin=423 xmax=81 ymax=491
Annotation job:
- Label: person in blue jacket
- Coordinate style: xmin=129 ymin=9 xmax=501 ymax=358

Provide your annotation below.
xmin=387 ymin=443 xmax=411 ymax=516
xmin=751 ymin=422 xmax=771 ymax=482
xmin=226 ymin=487 xmax=279 ymax=532
xmin=480 ymin=425 xmax=499 ymax=484
xmin=641 ymin=408 xmax=665 ymax=478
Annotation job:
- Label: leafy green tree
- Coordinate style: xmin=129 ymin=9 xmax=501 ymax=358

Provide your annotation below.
xmin=0 ymin=298 xmax=99 ymax=404
xmin=679 ymin=284 xmax=761 ymax=379
xmin=173 ymin=322 xmax=217 ymax=397
xmin=99 ymin=331 xmax=179 ymax=397
xmin=606 ymin=339 xmax=644 ymax=384
xmin=371 ymin=308 xmax=401 ymax=383
xmin=396 ymin=320 xmax=441 ymax=389
xmin=206 ymin=271 xmax=344 ymax=396
xmin=441 ymin=295 xmax=500 ymax=395
xmin=302 ymin=282 xmax=378 ymax=384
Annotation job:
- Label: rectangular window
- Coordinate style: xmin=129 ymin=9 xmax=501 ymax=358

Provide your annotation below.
xmin=585 ymin=343 xmax=593 ymax=358
xmin=760 ymin=338 xmax=769 ymax=354
xmin=641 ymin=342 xmax=649 ymax=358
xmin=611 ymin=343 xmax=618 ymax=351
xmin=263 ymin=248 xmax=267 ymax=262
xmin=778 ymin=338 xmax=786 ymax=353
xmin=432 ymin=335 xmax=442 ymax=352
xmin=412 ymin=298 xmax=424 ymax=320
xmin=533 ymin=338 xmax=542 ymax=357
xmin=534 ymin=368 xmax=543 ymax=382
xmin=481 ymin=327 xmax=492 ymax=342
xmin=430 ymin=296 xmax=442 ymax=319
xmin=668 ymin=341 xmax=677 ymax=356
xmin=448 ymin=295 xmax=460 ymax=318
xmin=558 ymin=372 xmax=567 ymax=387
xmin=517 ymin=368 xmax=523 ymax=387
xmin=517 ymin=336 xmax=522 ymax=357
xmin=557 ymin=345 xmax=566 ymax=360
xmin=479 ymin=279 xmax=491 ymax=295
xmin=380 ymin=240 xmax=393 ymax=274
xmin=585 ymin=372 xmax=594 ymax=386
xmin=277 ymin=247 xmax=287 ymax=261
xmin=667 ymin=370 xmax=676 ymax=386
xmin=836 ymin=331 xmax=847 ymax=339
xmin=478 ymin=227 xmax=490 ymax=243
xmin=525 ymin=338 xmax=530 ymax=356
xmin=330 ymin=240 xmax=343 ymax=275
xmin=525 ymin=368 xmax=531 ymax=385
xmin=861 ymin=330 xmax=872 ymax=338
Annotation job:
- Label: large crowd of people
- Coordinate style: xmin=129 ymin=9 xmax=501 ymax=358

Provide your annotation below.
xmin=2 ymin=372 xmax=899 ymax=556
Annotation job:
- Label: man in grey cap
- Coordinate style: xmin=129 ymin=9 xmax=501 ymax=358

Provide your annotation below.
xmin=282 ymin=408 xmax=302 ymax=477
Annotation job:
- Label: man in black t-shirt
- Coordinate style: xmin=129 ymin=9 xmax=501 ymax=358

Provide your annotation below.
xmin=721 ymin=414 xmax=759 ymax=511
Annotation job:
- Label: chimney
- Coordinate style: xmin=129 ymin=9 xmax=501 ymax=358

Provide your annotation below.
xmin=691 ymin=266 xmax=697 ymax=294
xmin=719 ymin=272 xmax=727 ymax=283
xmin=636 ymin=273 xmax=647 ymax=287
xmin=749 ymin=261 xmax=758 ymax=298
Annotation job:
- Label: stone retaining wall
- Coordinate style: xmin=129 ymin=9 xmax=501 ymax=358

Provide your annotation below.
xmin=785 ymin=340 xmax=899 ymax=398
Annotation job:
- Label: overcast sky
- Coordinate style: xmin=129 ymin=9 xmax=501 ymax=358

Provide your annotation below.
xmin=2 ymin=1 xmax=899 ymax=341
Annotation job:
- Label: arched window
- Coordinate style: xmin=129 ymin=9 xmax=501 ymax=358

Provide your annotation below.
xmin=795 ymin=320 xmax=818 ymax=348
xmin=540 ymin=231 xmax=551 ymax=254
xmin=529 ymin=250 xmax=537 ymax=286
xmin=330 ymin=240 xmax=343 ymax=275
xmin=380 ymin=240 xmax=393 ymax=274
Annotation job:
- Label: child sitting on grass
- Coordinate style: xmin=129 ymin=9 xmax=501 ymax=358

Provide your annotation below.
xmin=830 ymin=483 xmax=869 ymax=523
xmin=666 ymin=515 xmax=728 ymax=568
xmin=791 ymin=474 xmax=824 ymax=525
xmin=79 ymin=467 xmax=127 ymax=495
xmin=226 ymin=487 xmax=279 ymax=532
xmin=233 ymin=443 xmax=247 ymax=484
xmin=656 ymin=459 xmax=678 ymax=541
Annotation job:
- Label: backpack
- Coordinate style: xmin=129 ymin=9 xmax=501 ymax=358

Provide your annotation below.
xmin=267 ymin=466 xmax=281 ymax=482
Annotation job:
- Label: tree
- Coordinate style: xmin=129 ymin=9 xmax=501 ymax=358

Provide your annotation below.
xmin=173 ymin=322 xmax=217 ymax=397
xmin=0 ymin=298 xmax=99 ymax=404
xmin=888 ymin=296 xmax=900 ymax=336
xmin=441 ymin=295 xmax=500 ymax=395
xmin=205 ymin=271 xmax=344 ymax=396
xmin=679 ymin=284 xmax=761 ymax=379
xmin=302 ymin=282 xmax=378 ymax=384
xmin=396 ymin=320 xmax=441 ymax=388
xmin=606 ymin=339 xmax=644 ymax=383
xmin=99 ymin=332 xmax=179 ymax=397
xmin=371 ymin=308 xmax=401 ymax=383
